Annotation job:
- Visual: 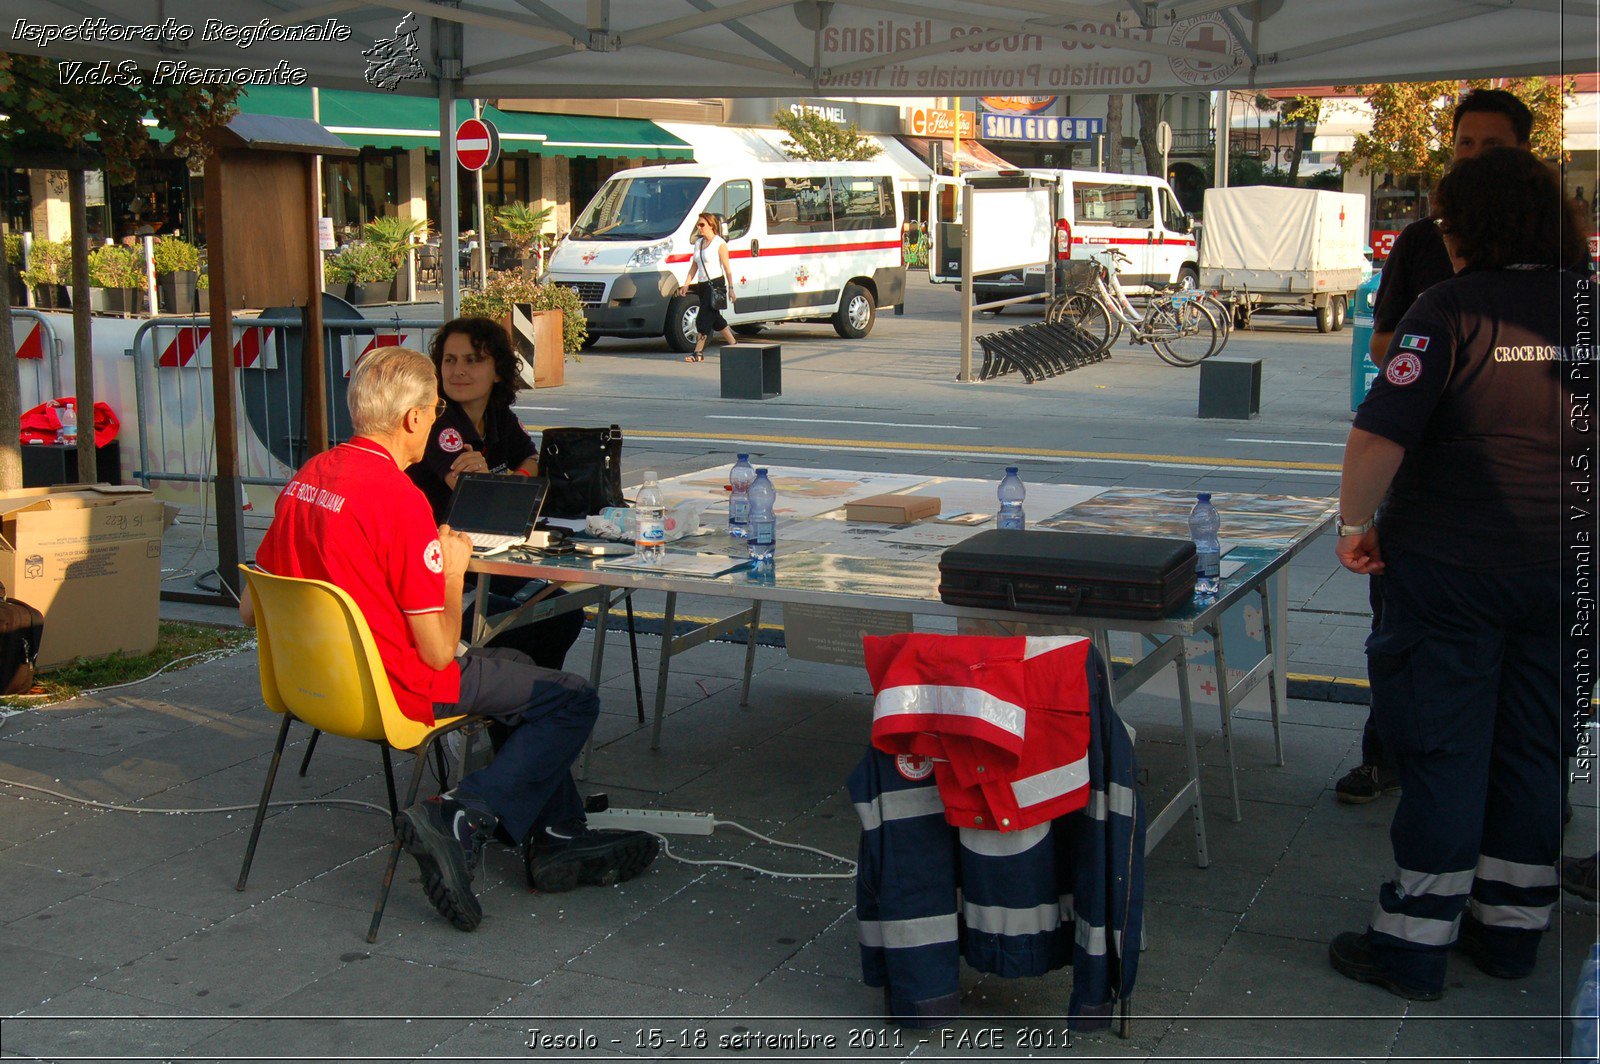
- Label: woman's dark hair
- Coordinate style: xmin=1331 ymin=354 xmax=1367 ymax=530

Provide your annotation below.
xmin=428 ymin=316 xmax=520 ymax=411
xmin=1433 ymin=147 xmax=1589 ymax=270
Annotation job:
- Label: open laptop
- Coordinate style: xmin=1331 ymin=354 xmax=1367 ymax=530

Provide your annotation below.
xmin=444 ymin=472 xmax=550 ymax=554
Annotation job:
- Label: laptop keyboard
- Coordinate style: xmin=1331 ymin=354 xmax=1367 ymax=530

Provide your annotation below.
xmin=466 ymin=531 xmax=524 ymax=553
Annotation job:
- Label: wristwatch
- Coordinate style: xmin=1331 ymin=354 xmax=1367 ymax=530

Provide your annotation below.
xmin=1337 ymin=514 xmax=1375 ymax=537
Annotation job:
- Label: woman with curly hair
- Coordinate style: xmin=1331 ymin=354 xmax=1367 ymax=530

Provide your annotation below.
xmin=1329 ymin=147 xmax=1594 ymax=1001
xmin=408 ymin=316 xmax=584 ymax=671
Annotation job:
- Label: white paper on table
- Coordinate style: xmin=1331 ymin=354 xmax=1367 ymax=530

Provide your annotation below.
xmin=878 ymin=523 xmax=988 ymax=547
xmin=595 ymin=552 xmax=752 ymax=577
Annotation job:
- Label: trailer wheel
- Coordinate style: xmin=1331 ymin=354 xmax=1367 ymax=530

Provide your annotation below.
xmin=1315 ymin=302 xmax=1334 ymax=333
xmin=1331 ymin=295 xmax=1348 ymax=332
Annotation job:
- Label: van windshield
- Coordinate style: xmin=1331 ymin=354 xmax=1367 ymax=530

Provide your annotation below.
xmin=569 ymin=176 xmax=709 ymax=241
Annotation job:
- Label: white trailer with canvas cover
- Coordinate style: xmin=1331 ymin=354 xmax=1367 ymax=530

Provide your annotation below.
xmin=1199 ymin=186 xmax=1368 ymax=332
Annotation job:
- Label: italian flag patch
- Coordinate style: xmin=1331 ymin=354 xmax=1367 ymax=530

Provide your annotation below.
xmin=1399 ymin=334 xmax=1430 ymax=352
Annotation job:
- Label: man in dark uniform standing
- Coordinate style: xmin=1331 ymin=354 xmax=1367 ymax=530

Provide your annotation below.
xmin=1334 ymin=88 xmax=1534 ymax=804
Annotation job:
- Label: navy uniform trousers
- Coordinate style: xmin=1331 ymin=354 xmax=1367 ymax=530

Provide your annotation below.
xmin=1365 ymin=549 xmax=1568 ymax=989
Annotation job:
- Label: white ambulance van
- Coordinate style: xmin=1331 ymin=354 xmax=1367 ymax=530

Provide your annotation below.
xmin=928 ymin=168 xmax=1198 ymax=302
xmin=546 ymin=161 xmax=905 ymax=352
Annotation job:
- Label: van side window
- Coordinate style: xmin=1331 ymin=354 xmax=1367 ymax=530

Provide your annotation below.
xmin=829 ymin=176 xmax=894 ymax=231
xmin=764 ymin=177 xmax=832 ymax=235
xmin=708 ymin=180 xmax=753 ymax=240
xmin=1160 ymin=187 xmax=1187 ymax=231
xmin=1074 ymin=182 xmax=1154 ymax=229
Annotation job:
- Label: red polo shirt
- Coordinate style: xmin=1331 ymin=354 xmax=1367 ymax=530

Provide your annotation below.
xmin=256 ymin=438 xmax=460 ymax=724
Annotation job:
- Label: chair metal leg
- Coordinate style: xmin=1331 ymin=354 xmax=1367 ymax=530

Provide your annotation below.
xmin=1258 ymin=583 xmax=1285 ymax=767
xmin=380 ymin=745 xmax=399 ymax=817
xmin=650 ymin=592 xmax=678 ymax=750
xmin=237 ymin=713 xmax=293 ymax=891
xmin=367 ymin=742 xmax=434 ymax=943
xmin=625 ymin=594 xmax=645 ymax=724
xmin=434 ymin=743 xmax=451 ymax=792
xmin=1209 ymin=622 xmax=1243 ymax=823
xmin=297 ymin=728 xmax=321 ymax=777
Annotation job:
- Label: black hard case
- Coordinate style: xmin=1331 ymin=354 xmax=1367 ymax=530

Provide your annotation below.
xmin=938 ymin=529 xmax=1197 ymax=619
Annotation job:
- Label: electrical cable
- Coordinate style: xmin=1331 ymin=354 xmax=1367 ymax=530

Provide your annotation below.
xmin=638 ymin=817 xmax=857 ymax=880
xmin=0 ymin=777 xmax=388 ymax=817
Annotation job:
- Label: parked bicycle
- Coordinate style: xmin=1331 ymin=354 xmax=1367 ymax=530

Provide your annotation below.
xmin=1045 ymin=249 xmax=1226 ymax=367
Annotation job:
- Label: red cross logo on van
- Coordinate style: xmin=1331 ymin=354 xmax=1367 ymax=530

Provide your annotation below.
xmin=795 ymin=266 xmax=810 ymax=286
xmin=581 ymin=250 xmax=598 ymax=265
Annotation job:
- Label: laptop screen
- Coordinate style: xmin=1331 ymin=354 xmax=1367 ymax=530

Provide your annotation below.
xmin=444 ymin=473 xmax=548 ymax=536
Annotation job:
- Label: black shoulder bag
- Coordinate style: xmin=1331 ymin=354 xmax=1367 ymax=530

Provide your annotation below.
xmin=537 ymin=424 xmax=628 ymax=519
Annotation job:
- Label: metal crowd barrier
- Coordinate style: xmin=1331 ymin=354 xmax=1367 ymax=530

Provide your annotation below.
xmin=10 ymin=310 xmax=66 ymax=411
xmin=129 ymin=313 xmax=447 ymax=495
xmin=975 ymin=321 xmax=1107 ymax=383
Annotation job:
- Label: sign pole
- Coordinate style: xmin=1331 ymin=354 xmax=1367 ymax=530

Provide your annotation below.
xmin=952 ymin=96 xmax=961 ymax=178
xmin=474 ymin=100 xmax=489 ymax=287
xmin=958 ymin=182 xmax=974 ymax=383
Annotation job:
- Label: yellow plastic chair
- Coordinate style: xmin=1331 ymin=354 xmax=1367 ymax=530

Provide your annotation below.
xmin=235 ymin=566 xmax=479 ymax=942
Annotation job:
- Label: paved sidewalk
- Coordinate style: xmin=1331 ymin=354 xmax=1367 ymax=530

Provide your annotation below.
xmin=1 ymin=612 xmax=1595 ymax=1061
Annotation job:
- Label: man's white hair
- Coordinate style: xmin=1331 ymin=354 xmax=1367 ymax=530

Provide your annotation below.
xmin=348 ymin=346 xmax=435 ymax=437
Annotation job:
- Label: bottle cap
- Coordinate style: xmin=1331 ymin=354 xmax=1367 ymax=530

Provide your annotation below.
xmin=756 ymin=468 xmax=768 ymax=475
xmin=644 ymin=470 xmax=657 ymax=480
xmin=1197 ymin=492 xmax=1211 ymax=502
xmin=736 ymin=453 xmax=749 ymax=460
xmin=724 ymin=484 xmax=732 ymax=492
xmin=1005 ymin=466 xmax=1018 ymax=475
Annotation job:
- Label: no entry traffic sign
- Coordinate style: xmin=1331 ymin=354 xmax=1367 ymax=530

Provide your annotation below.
xmin=456 ymin=117 xmax=499 ymax=171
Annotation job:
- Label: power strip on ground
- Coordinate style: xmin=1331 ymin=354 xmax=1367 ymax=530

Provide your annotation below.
xmin=587 ymin=808 xmax=716 ymax=836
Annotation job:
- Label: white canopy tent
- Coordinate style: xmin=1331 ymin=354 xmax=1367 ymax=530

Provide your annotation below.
xmin=5 ymin=0 xmax=1590 ymax=98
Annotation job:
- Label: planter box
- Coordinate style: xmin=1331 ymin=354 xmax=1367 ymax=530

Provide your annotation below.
xmin=32 ymin=285 xmax=70 ymax=310
xmin=89 ymin=288 xmax=141 ymax=316
xmin=158 ymin=270 xmax=198 ymax=314
xmin=501 ymin=305 xmax=565 ymax=389
xmin=346 ymin=282 xmax=390 ymax=306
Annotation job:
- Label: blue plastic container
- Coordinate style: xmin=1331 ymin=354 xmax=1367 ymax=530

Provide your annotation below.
xmin=1349 ymin=269 xmax=1383 ymax=411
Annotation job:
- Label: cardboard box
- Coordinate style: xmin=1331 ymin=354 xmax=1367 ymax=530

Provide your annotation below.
xmin=846 ymin=493 xmax=942 ymax=524
xmin=0 ymin=484 xmax=176 ymax=669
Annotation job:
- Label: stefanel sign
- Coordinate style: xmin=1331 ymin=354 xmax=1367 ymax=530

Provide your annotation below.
xmin=905 ymin=106 xmax=976 ymax=139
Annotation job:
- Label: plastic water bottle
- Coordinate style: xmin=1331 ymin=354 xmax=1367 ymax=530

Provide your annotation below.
xmin=1190 ymin=492 xmax=1221 ymax=598
xmin=1574 ymin=942 xmax=1600 ymax=1060
xmin=996 ymin=467 xmax=1026 ymax=530
xmin=747 ymin=468 xmax=776 ymax=568
xmin=728 ymin=453 xmax=756 ymax=538
xmin=635 ymin=472 xmax=666 ymax=562
xmin=57 ymin=402 xmax=77 ymax=446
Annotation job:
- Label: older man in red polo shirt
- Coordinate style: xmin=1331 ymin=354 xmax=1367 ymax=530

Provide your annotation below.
xmin=241 ymin=346 xmax=655 ymax=932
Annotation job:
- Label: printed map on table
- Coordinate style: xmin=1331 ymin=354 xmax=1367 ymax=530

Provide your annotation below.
xmin=665 ymin=466 xmax=934 ymax=519
xmin=1036 ymin=487 xmax=1334 ymax=543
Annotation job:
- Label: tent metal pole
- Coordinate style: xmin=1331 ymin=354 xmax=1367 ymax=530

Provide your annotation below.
xmin=441 ymin=83 xmax=459 ymax=318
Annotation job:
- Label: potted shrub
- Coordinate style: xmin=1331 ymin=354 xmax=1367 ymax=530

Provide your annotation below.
xmin=347 ymin=243 xmax=398 ymax=306
xmin=362 ymin=216 xmax=429 ymax=300
xmin=3 ymin=234 xmax=21 ymax=305
xmin=19 ymin=239 xmax=70 ymax=310
xmin=492 ymin=202 xmax=554 ymax=272
xmin=460 ymin=272 xmax=586 ymax=388
xmin=87 ymin=244 xmax=143 ymax=316
xmin=323 ymin=245 xmax=356 ymax=302
xmin=152 ymin=235 xmax=201 ymax=314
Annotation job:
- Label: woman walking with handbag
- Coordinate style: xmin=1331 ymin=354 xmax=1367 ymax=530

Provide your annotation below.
xmin=683 ymin=211 xmax=736 ymax=363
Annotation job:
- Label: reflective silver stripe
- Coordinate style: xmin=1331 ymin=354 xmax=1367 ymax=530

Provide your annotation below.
xmin=1083 ymin=782 xmax=1136 ymax=822
xmin=854 ymin=786 xmax=946 ymax=832
xmin=1370 ymin=906 xmax=1458 ymax=946
xmin=874 ymin=684 xmax=1025 ymax=740
xmin=1395 ymin=865 xmax=1475 ymax=898
xmin=1023 ymin=635 xmax=1088 ymax=660
xmin=858 ymin=914 xmax=959 ymax=949
xmin=1476 ymin=855 xmax=1559 ymax=889
xmin=959 ymin=822 xmax=1050 ymax=857
xmin=1467 ymin=899 xmax=1553 ymax=931
xmin=1075 ymin=918 xmax=1108 ymax=956
xmin=963 ymin=900 xmax=1064 ymax=937
xmin=1011 ymin=757 xmax=1089 ymax=809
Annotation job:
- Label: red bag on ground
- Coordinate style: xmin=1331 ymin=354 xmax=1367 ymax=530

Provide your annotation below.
xmin=20 ymin=398 xmax=119 ymax=448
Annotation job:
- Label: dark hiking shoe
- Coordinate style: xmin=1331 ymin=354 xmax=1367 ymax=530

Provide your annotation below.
xmin=1335 ymin=763 xmax=1401 ymax=805
xmin=1455 ymin=915 xmax=1536 ymax=979
xmin=525 ymin=825 xmax=659 ymax=893
xmin=1561 ymin=852 xmax=1600 ymax=902
xmin=1328 ymin=931 xmax=1443 ymax=1001
xmin=395 ymin=796 xmax=492 ymax=931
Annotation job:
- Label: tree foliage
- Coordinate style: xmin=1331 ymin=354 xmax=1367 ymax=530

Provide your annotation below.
xmin=0 ymin=53 xmax=240 ymax=181
xmin=772 ymin=109 xmax=882 ymax=162
xmin=1338 ymin=78 xmax=1572 ymax=186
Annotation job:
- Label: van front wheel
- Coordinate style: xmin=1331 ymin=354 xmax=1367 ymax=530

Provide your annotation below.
xmin=833 ymin=283 xmax=876 ymax=339
xmin=665 ymin=295 xmax=701 ymax=353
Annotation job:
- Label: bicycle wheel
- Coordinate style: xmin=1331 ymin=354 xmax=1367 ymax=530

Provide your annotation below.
xmin=1047 ymin=291 xmax=1121 ymax=351
xmin=1150 ymin=299 xmax=1221 ymax=367
xmin=1202 ymin=294 xmax=1232 ymax=354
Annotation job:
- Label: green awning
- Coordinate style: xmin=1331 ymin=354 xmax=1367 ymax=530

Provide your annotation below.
xmin=212 ymin=87 xmax=690 ymax=159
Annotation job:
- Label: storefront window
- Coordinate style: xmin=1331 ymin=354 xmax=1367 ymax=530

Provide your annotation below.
xmin=3 ymin=169 xmax=33 ymax=235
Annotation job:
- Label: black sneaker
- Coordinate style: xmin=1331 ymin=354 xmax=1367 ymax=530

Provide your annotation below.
xmin=524 ymin=825 xmax=659 ymax=893
xmin=1455 ymin=915 xmax=1535 ymax=979
xmin=394 ymin=796 xmax=492 ymax=931
xmin=1328 ymin=931 xmax=1443 ymax=1001
xmin=1561 ymin=852 xmax=1599 ymax=902
xmin=1335 ymin=763 xmax=1401 ymax=805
